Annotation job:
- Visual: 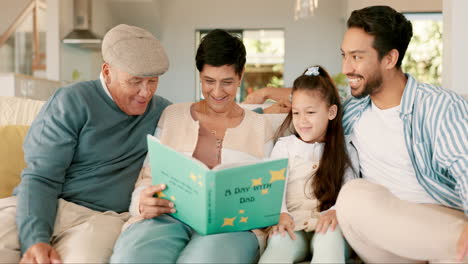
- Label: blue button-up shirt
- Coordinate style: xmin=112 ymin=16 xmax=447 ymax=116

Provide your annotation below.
xmin=342 ymin=74 xmax=468 ymax=215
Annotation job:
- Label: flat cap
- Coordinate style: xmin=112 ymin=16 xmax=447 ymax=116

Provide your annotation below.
xmin=102 ymin=24 xmax=169 ymax=77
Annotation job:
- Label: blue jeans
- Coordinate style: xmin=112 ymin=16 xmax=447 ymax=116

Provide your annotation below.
xmin=110 ymin=215 xmax=259 ymax=263
xmin=259 ymin=226 xmax=350 ymax=263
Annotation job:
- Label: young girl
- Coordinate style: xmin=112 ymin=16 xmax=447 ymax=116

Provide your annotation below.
xmin=259 ymin=66 xmax=359 ymax=263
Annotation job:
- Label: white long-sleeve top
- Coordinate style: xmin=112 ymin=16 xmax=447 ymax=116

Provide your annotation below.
xmin=271 ymin=135 xmax=359 ymax=231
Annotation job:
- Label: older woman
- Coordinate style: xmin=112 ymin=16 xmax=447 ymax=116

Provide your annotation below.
xmin=110 ymin=29 xmax=274 ymax=263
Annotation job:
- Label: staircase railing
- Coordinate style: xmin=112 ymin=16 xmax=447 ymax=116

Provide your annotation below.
xmin=0 ymin=0 xmax=47 ymax=71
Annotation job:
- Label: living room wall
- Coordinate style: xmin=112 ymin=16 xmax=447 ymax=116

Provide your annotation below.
xmin=6 ymin=0 xmax=465 ymax=100
xmin=346 ymin=0 xmax=442 ymax=14
xmin=155 ymin=0 xmax=347 ymax=103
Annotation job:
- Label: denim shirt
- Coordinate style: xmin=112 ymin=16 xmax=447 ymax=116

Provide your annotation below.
xmin=342 ymin=74 xmax=468 ymax=215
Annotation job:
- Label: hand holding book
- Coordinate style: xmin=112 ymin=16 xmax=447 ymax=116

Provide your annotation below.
xmin=147 ymin=135 xmax=289 ymax=235
xmin=138 ymin=183 xmax=176 ymax=219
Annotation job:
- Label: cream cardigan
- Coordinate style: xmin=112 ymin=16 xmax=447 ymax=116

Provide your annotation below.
xmin=126 ymin=102 xmax=275 ymax=251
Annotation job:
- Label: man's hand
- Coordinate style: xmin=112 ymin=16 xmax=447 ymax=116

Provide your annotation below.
xmin=20 ymin=242 xmax=62 ymax=264
xmin=244 ymin=88 xmax=267 ymax=104
xmin=316 ymin=209 xmax=338 ymax=234
xmin=139 ymin=184 xmax=176 ymax=219
xmin=457 ymin=223 xmax=468 ymax=261
xmin=263 ymin=99 xmax=291 ymax=114
xmin=269 ymin=213 xmax=296 ymax=240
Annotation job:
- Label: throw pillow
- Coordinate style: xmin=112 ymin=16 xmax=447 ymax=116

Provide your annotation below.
xmin=0 ymin=125 xmax=29 ymax=198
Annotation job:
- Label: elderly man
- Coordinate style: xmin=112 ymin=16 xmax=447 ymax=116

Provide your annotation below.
xmin=0 ymin=24 xmax=171 ymax=263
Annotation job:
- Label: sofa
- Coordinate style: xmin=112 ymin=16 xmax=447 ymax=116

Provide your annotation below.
xmin=1 ymin=96 xmax=354 ymax=263
xmin=0 ymin=96 xmax=287 ymax=199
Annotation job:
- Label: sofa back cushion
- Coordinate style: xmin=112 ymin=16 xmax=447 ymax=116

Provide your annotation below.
xmin=0 ymin=96 xmax=45 ymax=126
xmin=264 ymin=113 xmax=289 ymax=137
xmin=0 ymin=125 xmax=29 ymax=198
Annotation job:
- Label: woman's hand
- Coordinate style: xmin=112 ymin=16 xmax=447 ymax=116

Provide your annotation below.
xmin=269 ymin=213 xmax=296 ymax=240
xmin=316 ymin=209 xmax=338 ymax=234
xmin=139 ymin=184 xmax=176 ymax=219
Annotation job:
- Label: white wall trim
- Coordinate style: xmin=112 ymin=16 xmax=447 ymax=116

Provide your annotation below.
xmin=46 ymin=0 xmax=60 ymax=81
xmin=442 ymin=0 xmax=468 ymax=95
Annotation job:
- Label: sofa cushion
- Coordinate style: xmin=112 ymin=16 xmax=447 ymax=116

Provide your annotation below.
xmin=239 ymin=103 xmax=287 ymax=134
xmin=0 ymin=125 xmax=29 ymax=198
xmin=0 ymin=96 xmax=45 ymax=126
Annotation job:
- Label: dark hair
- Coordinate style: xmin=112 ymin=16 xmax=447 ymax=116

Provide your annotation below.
xmin=347 ymin=5 xmax=413 ymax=68
xmin=275 ymin=66 xmax=352 ymax=211
xmin=195 ymin=29 xmax=246 ymax=77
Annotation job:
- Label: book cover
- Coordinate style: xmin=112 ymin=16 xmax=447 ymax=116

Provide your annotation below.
xmin=147 ymin=135 xmax=288 ymax=235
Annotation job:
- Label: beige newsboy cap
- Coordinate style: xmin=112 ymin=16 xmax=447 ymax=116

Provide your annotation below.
xmin=102 ymin=24 xmax=169 ymax=77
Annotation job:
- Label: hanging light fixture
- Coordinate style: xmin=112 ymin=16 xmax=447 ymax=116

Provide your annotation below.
xmin=294 ymin=0 xmax=319 ymax=20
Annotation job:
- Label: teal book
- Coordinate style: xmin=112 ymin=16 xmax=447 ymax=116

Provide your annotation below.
xmin=147 ymin=135 xmax=288 ymax=235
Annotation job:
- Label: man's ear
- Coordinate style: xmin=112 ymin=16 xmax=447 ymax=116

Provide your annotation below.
xmin=239 ymin=68 xmax=245 ymax=85
xmin=102 ymin=63 xmax=112 ymax=84
xmin=328 ymin=104 xmax=338 ymax=120
xmin=384 ymin=49 xmax=399 ymax=70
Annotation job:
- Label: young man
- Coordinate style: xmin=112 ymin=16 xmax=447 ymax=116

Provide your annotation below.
xmin=337 ymin=6 xmax=467 ymax=263
xmin=0 ymin=24 xmax=173 ymax=263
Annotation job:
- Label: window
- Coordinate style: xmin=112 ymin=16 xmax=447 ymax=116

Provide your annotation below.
xmin=195 ymin=29 xmax=285 ymax=102
xmin=403 ymin=13 xmax=443 ymax=86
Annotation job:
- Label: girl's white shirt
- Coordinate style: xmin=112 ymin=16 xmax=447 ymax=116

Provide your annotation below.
xmin=271 ymin=134 xmax=359 ymax=231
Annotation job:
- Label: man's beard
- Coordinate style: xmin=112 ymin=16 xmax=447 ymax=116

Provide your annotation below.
xmin=353 ymin=71 xmax=383 ymax=99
